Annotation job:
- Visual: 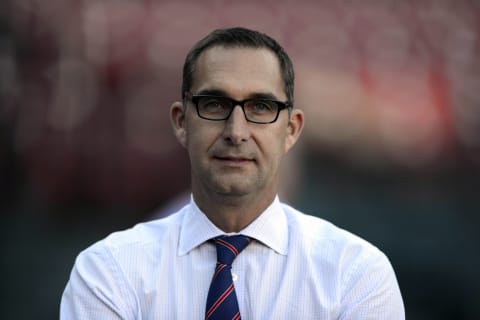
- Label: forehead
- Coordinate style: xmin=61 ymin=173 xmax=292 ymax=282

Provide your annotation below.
xmin=191 ymin=46 xmax=285 ymax=100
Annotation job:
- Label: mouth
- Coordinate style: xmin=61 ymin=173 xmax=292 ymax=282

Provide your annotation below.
xmin=213 ymin=155 xmax=255 ymax=165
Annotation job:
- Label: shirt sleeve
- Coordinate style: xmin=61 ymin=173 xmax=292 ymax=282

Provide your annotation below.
xmin=339 ymin=249 xmax=405 ymax=320
xmin=60 ymin=242 xmax=138 ymax=320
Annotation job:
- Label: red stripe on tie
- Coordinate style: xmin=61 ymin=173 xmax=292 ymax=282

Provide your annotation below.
xmin=232 ymin=311 xmax=241 ymax=320
xmin=206 ymin=284 xmax=235 ymax=318
xmin=216 ymin=239 xmax=239 ymax=256
xmin=213 ymin=263 xmax=227 ymax=279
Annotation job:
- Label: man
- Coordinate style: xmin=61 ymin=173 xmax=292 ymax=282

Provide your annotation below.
xmin=61 ymin=27 xmax=404 ymax=319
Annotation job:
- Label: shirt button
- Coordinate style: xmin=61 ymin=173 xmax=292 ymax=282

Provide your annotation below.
xmin=232 ymin=273 xmax=238 ymax=282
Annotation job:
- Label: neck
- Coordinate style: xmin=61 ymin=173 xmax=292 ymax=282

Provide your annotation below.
xmin=193 ymin=189 xmax=276 ymax=233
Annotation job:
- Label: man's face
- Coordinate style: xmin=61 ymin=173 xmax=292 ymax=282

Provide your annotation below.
xmin=173 ymin=46 xmax=302 ymax=200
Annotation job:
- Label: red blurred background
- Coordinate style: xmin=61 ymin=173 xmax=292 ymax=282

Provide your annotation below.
xmin=1 ymin=0 xmax=479 ymax=319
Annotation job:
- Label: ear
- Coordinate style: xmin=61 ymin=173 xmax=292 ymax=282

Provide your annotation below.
xmin=284 ymin=108 xmax=304 ymax=154
xmin=170 ymin=101 xmax=188 ymax=148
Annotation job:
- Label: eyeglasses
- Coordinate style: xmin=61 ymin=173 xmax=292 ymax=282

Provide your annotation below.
xmin=185 ymin=92 xmax=292 ymax=124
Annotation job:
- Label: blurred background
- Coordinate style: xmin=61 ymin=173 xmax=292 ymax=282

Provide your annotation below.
xmin=1 ymin=0 xmax=479 ymax=319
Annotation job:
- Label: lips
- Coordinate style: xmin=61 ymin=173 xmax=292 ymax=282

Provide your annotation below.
xmin=213 ymin=154 xmax=255 ymax=165
xmin=215 ymin=156 xmax=252 ymax=161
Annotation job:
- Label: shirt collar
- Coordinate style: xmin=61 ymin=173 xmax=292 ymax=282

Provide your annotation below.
xmin=178 ymin=195 xmax=288 ymax=256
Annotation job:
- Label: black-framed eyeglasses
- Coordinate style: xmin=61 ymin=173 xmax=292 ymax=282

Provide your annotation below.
xmin=185 ymin=92 xmax=292 ymax=124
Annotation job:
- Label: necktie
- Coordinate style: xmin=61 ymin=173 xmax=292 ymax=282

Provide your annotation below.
xmin=205 ymin=235 xmax=252 ymax=320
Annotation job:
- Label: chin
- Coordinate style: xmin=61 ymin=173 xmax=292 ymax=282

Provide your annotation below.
xmin=214 ymin=185 xmax=250 ymax=196
xmin=210 ymin=181 xmax=255 ymax=197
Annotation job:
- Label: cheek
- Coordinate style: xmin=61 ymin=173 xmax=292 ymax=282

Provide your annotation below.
xmin=273 ymin=128 xmax=289 ymax=151
xmin=260 ymin=132 xmax=288 ymax=162
xmin=186 ymin=124 xmax=219 ymax=156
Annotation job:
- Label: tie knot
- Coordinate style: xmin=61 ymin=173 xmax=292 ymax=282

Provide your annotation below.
xmin=214 ymin=235 xmax=251 ymax=266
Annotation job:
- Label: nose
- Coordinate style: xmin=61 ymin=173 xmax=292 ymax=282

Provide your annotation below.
xmin=222 ymin=105 xmax=250 ymax=145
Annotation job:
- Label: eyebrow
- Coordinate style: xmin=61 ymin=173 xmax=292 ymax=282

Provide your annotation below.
xmin=194 ymin=88 xmax=282 ymax=101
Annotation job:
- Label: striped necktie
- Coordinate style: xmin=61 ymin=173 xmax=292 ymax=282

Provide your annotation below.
xmin=205 ymin=235 xmax=252 ymax=320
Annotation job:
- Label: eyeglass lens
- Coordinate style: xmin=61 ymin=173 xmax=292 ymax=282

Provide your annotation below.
xmin=197 ymin=96 xmax=280 ymax=123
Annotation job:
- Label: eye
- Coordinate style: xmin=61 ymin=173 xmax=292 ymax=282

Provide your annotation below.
xmin=249 ymin=100 xmax=276 ymax=113
xmin=200 ymin=97 xmax=229 ymax=111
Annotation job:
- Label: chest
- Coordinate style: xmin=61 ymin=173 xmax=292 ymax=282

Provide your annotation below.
xmin=131 ymin=247 xmax=341 ymax=319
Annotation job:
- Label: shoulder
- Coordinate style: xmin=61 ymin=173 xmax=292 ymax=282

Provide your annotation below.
xmin=61 ymin=206 xmax=190 ymax=317
xmin=77 ymin=205 xmax=187 ymax=268
xmin=281 ymin=203 xmax=388 ymax=268
xmin=282 ymin=203 xmax=375 ymax=246
xmin=281 ymin=203 xmax=404 ymax=317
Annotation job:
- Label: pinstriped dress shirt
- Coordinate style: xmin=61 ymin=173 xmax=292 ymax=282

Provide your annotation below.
xmin=60 ymin=196 xmax=405 ymax=319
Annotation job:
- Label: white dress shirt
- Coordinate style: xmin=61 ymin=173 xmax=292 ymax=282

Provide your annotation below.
xmin=60 ymin=196 xmax=405 ymax=319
